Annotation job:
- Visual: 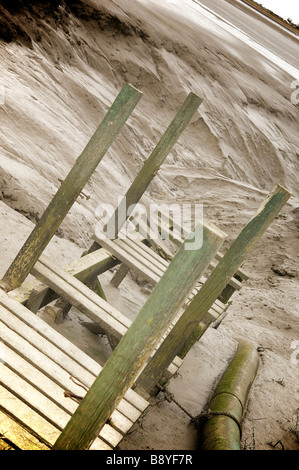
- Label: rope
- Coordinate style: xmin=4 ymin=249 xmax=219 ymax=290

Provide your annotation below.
xmin=156 ymin=383 xmax=243 ymax=438
xmin=192 ymin=409 xmax=242 ymax=437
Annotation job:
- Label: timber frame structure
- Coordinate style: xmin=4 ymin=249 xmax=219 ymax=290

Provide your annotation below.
xmin=0 ymin=84 xmax=292 ymax=450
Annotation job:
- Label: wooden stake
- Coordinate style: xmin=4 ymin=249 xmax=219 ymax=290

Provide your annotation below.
xmin=105 ymin=92 xmax=203 ymax=238
xmin=0 ymin=84 xmax=142 ymax=292
xmin=52 ymin=221 xmax=226 ymax=450
xmin=137 ymin=184 xmax=292 ymax=392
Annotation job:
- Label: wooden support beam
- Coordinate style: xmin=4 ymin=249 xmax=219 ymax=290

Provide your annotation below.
xmin=218 ymin=274 xmax=243 ymax=304
xmin=8 ymin=248 xmax=119 ymax=314
xmin=52 ymin=221 xmax=226 ymax=450
xmin=137 ymin=184 xmax=292 ymax=392
xmin=156 ymin=209 xmax=250 ymax=285
xmin=0 ymin=289 xmax=149 ymax=423
xmin=105 ymin=92 xmax=203 ymax=238
xmin=0 ymin=84 xmax=142 ymax=292
xmin=31 ymin=255 xmax=130 ymax=342
xmin=110 ymin=264 xmax=130 ymax=288
xmin=0 ymin=409 xmax=49 ymax=450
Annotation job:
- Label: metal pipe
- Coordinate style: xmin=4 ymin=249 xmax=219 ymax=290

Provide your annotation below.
xmin=201 ymin=339 xmax=260 ymax=450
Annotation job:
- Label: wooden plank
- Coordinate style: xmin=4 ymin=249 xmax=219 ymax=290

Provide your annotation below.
xmin=172 ymin=356 xmax=183 ymax=368
xmin=3 ymin=343 xmax=79 ymax=415
xmin=106 ymin=228 xmax=242 ymax=299
xmin=0 ymin=365 xmax=74 ymax=431
xmin=137 ymin=184 xmax=292 ymax=392
xmin=0 ymin=289 xmax=103 ymax=375
xmin=94 ymin=235 xmax=161 ymax=284
xmin=158 ymin=211 xmax=250 ymax=281
xmin=26 ymin=285 xmax=49 ymax=313
xmin=107 ymin=234 xmax=171 ymax=288
xmin=123 ymin=236 xmax=170 ymax=269
xmin=177 ymin=310 xmax=219 ymax=360
xmin=98 ymin=424 xmax=123 ymax=449
xmin=136 ymin=217 xmax=174 ymax=261
xmin=115 ymin=239 xmax=166 ymax=278
xmin=30 ymin=260 xmax=181 ymax=388
xmin=31 ymin=262 xmax=128 ymax=341
xmin=1 ymin=353 xmax=123 ymax=448
xmin=0 ymin=384 xmax=60 ymax=448
xmin=105 ymin=92 xmax=203 ymax=238
xmin=0 ymin=319 xmax=133 ymax=436
xmin=8 ymin=248 xmax=119 ymax=307
xmin=114 ymin=240 xmax=165 ymax=276
xmin=67 ymin=248 xmax=120 ymax=282
xmin=0 ymin=289 xmax=148 ymax=414
xmin=0 ymin=384 xmax=111 ymax=450
xmin=209 ymin=260 xmax=243 ymax=290
xmin=0 ymin=84 xmax=142 ymax=292
xmin=21 ymin=249 xmax=119 ymax=313
xmin=106 ymin=228 xmax=242 ymax=296
xmin=0 ymin=439 xmax=14 ymax=450
xmin=0 ymin=306 xmax=97 ymax=386
xmin=0 ymin=319 xmax=89 ymax=395
xmin=214 ymin=252 xmax=250 ymax=280
xmin=4 ymin=344 xmax=128 ymax=442
xmin=52 ymin=221 xmax=226 ymax=449
xmin=39 ymin=254 xmax=132 ymax=329
xmin=0 ymin=310 xmax=146 ymax=433
xmin=0 ymin=409 xmax=49 ymax=450
xmin=156 ymin=209 xmax=249 ymax=286
xmin=110 ymin=264 xmax=130 ymax=288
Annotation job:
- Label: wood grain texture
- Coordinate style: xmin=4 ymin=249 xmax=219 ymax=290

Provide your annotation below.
xmin=1 ymin=84 xmax=142 ymax=291
xmin=53 ymin=220 xmax=225 ymax=450
xmin=137 ymin=184 xmax=292 ymax=391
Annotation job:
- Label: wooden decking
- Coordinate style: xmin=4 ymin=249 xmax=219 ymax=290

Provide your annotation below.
xmin=0 ymin=79 xmax=291 ymax=448
xmin=93 ymin=231 xmax=246 ymax=330
xmin=29 ymin=254 xmax=184 ymax=379
xmin=0 ymin=289 xmax=148 ymax=450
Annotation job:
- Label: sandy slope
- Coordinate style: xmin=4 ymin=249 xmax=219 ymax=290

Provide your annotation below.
xmin=0 ymin=0 xmax=298 ymax=449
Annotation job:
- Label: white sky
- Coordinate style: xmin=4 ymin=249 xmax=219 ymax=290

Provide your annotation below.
xmin=259 ymin=0 xmax=299 ymax=24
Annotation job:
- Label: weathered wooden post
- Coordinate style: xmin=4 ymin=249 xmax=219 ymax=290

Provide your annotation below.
xmin=137 ymin=184 xmax=292 ymax=392
xmin=95 ymin=91 xmax=203 ymax=242
xmin=0 ymin=84 xmax=142 ymax=292
xmin=53 ymin=91 xmax=203 ymax=316
xmin=52 ymin=220 xmax=226 ymax=450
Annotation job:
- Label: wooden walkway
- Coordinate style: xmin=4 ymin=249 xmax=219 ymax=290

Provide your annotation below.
xmin=29 ymin=254 xmax=184 ymax=379
xmin=0 ymin=289 xmax=149 ymax=450
xmin=0 ymin=80 xmax=291 ymax=448
xmin=95 ymin=232 xmax=246 ymax=307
